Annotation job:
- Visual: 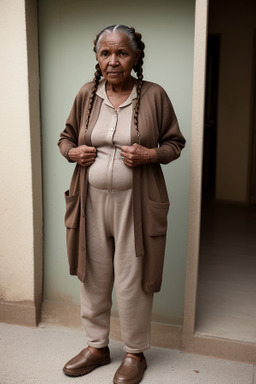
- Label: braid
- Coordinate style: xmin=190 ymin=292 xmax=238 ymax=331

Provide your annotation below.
xmin=130 ymin=28 xmax=145 ymax=143
xmin=134 ymin=70 xmax=143 ymax=143
xmin=85 ymin=60 xmax=102 ymax=132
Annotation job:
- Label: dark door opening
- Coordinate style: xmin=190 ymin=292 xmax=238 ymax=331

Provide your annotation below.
xmin=249 ymin=29 xmax=256 ymax=205
xmin=202 ymin=35 xmax=220 ymax=202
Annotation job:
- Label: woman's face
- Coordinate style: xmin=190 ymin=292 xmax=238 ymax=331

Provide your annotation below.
xmin=96 ymin=32 xmax=140 ymax=88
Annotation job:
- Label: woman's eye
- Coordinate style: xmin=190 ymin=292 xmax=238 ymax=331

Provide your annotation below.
xmin=101 ymin=51 xmax=109 ymax=57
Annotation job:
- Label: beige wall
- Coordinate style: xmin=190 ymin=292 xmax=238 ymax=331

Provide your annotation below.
xmin=0 ymin=0 xmax=42 ymax=325
xmin=209 ymin=0 xmax=256 ymax=203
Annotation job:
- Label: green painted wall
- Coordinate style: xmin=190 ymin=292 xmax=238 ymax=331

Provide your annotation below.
xmin=39 ymin=0 xmax=194 ymax=325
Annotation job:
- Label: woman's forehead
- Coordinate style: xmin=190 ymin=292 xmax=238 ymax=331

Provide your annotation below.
xmin=98 ymin=32 xmax=131 ymax=50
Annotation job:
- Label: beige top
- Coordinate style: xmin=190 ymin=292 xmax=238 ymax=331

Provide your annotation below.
xmin=88 ymin=78 xmax=137 ymax=191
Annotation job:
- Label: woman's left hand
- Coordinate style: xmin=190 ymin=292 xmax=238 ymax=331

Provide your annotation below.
xmin=121 ymin=144 xmax=157 ymax=167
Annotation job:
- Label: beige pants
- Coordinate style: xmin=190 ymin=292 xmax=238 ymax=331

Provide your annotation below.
xmin=80 ymin=185 xmax=153 ymax=353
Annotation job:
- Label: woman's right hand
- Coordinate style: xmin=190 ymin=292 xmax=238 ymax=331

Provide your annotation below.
xmin=68 ymin=145 xmax=97 ymax=167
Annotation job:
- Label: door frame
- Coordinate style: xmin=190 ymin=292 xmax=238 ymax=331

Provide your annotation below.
xmin=182 ymin=0 xmax=256 ymax=364
xmin=182 ymin=0 xmax=208 ymax=347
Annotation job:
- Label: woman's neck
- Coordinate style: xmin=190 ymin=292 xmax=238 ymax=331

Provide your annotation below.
xmin=105 ymin=77 xmax=136 ymax=110
xmin=106 ymin=76 xmax=135 ymax=94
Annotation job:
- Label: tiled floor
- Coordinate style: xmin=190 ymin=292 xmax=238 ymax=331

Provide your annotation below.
xmin=0 ymin=323 xmax=255 ymax=384
xmin=196 ymin=202 xmax=256 ymax=342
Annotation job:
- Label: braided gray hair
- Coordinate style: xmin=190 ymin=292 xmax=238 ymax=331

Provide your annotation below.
xmin=95 ymin=25 xmax=141 ymax=53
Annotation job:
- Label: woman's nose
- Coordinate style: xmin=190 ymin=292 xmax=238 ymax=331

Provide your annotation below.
xmin=109 ymin=54 xmax=119 ymax=66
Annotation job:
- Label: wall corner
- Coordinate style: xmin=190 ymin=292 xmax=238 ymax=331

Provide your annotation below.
xmin=25 ymin=0 xmax=43 ymax=325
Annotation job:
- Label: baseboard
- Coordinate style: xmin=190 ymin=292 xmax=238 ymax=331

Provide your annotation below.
xmin=41 ymin=300 xmax=83 ymax=329
xmin=0 ymin=300 xmax=38 ymax=327
xmin=183 ymin=332 xmax=256 ymax=364
xmin=10 ymin=300 xmax=255 ymax=363
xmin=41 ymin=300 xmax=182 ymax=350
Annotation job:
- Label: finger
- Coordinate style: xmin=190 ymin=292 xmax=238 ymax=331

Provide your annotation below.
xmin=121 ymin=145 xmax=130 ymax=152
xmin=86 ymin=160 xmax=94 ymax=167
xmin=80 ymin=153 xmax=96 ymax=161
xmin=89 ymin=146 xmax=97 ymax=153
xmin=121 ymin=145 xmax=135 ymax=154
xmin=80 ymin=158 xmax=95 ymax=167
xmin=86 ymin=148 xmax=97 ymax=153
xmin=87 ymin=156 xmax=96 ymax=164
xmin=124 ymin=152 xmax=138 ymax=160
xmin=85 ymin=153 xmax=97 ymax=159
xmin=123 ymin=158 xmax=140 ymax=168
xmin=81 ymin=147 xmax=97 ymax=154
xmin=82 ymin=151 xmax=97 ymax=158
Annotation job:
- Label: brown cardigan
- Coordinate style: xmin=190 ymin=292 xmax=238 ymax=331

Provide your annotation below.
xmin=58 ymin=80 xmax=185 ymax=293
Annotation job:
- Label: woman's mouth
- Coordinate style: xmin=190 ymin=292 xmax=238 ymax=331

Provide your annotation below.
xmin=108 ymin=72 xmax=122 ymax=76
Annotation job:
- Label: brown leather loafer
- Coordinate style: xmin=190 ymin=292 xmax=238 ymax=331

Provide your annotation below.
xmin=63 ymin=347 xmax=110 ymax=377
xmin=113 ymin=354 xmax=147 ymax=384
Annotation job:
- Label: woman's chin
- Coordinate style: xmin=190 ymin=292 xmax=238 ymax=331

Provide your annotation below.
xmin=106 ymin=75 xmax=124 ymax=84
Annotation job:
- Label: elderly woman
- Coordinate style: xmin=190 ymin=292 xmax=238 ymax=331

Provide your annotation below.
xmin=58 ymin=25 xmax=185 ymax=384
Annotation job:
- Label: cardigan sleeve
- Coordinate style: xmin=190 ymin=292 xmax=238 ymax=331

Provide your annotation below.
xmin=141 ymin=82 xmax=185 ymax=164
xmin=154 ymin=99 xmax=186 ymax=164
xmin=58 ymin=83 xmax=92 ymax=162
xmin=57 ymin=94 xmax=82 ymax=162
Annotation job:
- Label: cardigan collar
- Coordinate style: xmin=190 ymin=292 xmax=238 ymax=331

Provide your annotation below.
xmin=96 ymin=78 xmax=137 ymax=109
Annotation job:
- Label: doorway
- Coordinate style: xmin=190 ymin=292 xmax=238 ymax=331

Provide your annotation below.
xmin=201 ymin=34 xmax=219 ymax=202
xmin=250 ymin=29 xmax=256 ymax=205
xmin=195 ymin=0 xmax=256 ymax=343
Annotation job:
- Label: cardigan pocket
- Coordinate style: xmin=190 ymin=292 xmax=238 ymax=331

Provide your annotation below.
xmin=64 ymin=190 xmax=80 ymax=229
xmin=146 ymin=198 xmax=170 ymax=237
